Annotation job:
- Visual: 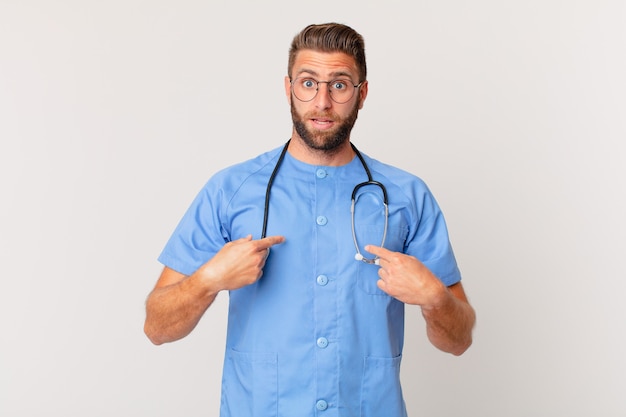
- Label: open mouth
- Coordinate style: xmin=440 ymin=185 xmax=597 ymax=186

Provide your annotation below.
xmin=310 ymin=117 xmax=335 ymax=129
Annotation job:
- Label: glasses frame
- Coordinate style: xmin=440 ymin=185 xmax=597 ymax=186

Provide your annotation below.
xmin=290 ymin=77 xmax=363 ymax=104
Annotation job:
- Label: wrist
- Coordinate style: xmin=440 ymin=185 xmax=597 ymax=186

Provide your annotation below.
xmin=421 ymin=282 xmax=451 ymax=313
xmin=189 ymin=267 xmax=222 ymax=299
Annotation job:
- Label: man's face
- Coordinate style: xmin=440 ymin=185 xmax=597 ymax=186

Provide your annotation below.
xmin=285 ymin=50 xmax=368 ymax=152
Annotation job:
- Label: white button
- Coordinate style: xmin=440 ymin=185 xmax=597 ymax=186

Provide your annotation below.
xmin=316 ymin=275 xmax=328 ymax=286
xmin=316 ymin=216 xmax=328 ymax=226
xmin=317 ymin=337 xmax=329 ymax=348
xmin=316 ymin=168 xmax=327 ymax=178
xmin=316 ymin=400 xmax=328 ymax=411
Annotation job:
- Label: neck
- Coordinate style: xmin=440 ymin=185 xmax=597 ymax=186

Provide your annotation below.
xmin=287 ymin=134 xmax=356 ymax=166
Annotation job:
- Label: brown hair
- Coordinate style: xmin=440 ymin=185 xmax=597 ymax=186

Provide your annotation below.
xmin=288 ymin=23 xmax=367 ymax=82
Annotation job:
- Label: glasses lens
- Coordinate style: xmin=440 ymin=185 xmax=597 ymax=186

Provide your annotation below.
xmin=293 ymin=78 xmax=317 ymax=102
xmin=292 ymin=78 xmax=357 ymax=103
xmin=328 ymin=80 xmax=354 ymax=104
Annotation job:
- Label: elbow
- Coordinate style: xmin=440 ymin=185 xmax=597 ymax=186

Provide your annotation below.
xmin=450 ymin=306 xmax=476 ymax=356
xmin=450 ymin=336 xmax=473 ymax=356
xmin=144 ymin=296 xmax=171 ymax=345
xmin=144 ymin=320 xmax=166 ymax=346
xmin=451 ymin=318 xmax=476 ymax=356
xmin=144 ymin=316 xmax=186 ymax=345
xmin=430 ymin=317 xmax=475 ymax=356
xmin=433 ymin=334 xmax=472 ymax=356
xmin=450 ymin=318 xmax=476 ymax=356
xmin=429 ymin=332 xmax=473 ymax=356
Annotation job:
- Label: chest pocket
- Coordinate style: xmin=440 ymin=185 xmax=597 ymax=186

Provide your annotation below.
xmin=356 ymin=225 xmax=408 ymax=295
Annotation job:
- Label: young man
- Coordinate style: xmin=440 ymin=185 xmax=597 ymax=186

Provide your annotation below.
xmin=145 ymin=22 xmax=475 ymax=417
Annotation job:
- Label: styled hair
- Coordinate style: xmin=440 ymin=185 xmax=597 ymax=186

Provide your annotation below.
xmin=288 ymin=23 xmax=367 ymax=82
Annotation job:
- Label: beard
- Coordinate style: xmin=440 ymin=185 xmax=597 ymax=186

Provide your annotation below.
xmin=290 ymin=99 xmax=360 ymax=153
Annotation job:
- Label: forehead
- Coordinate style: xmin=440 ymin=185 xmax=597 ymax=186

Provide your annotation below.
xmin=292 ymin=49 xmax=359 ymax=79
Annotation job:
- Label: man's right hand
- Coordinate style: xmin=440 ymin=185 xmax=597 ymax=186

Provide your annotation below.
xmin=196 ymin=234 xmax=286 ymax=292
xmin=144 ymin=234 xmax=285 ymax=345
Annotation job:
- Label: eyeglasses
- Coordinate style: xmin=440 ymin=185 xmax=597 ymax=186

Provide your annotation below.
xmin=291 ymin=77 xmax=363 ymax=104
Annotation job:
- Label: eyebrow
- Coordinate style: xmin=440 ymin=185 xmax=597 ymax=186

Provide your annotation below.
xmin=295 ymin=68 xmax=355 ymax=80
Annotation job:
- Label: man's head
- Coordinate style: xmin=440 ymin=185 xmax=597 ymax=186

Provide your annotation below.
xmin=287 ymin=23 xmax=367 ymax=83
xmin=285 ymin=23 xmax=369 ymax=154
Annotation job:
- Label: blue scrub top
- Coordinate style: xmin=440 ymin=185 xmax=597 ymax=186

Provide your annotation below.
xmin=159 ymin=145 xmax=461 ymax=417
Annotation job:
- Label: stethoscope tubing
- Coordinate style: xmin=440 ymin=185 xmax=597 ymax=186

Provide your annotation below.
xmin=262 ymin=140 xmax=388 ymax=264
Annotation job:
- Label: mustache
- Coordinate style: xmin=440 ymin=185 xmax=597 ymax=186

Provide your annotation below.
xmin=302 ymin=111 xmax=339 ymax=121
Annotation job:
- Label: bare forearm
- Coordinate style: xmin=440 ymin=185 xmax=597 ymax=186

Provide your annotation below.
xmin=144 ymin=275 xmax=218 ymax=345
xmin=421 ymin=288 xmax=475 ymax=355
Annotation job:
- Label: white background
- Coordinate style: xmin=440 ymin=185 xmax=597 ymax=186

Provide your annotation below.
xmin=1 ymin=1 xmax=625 ymax=416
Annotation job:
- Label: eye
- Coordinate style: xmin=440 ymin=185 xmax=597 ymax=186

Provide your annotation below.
xmin=331 ymin=80 xmax=349 ymax=91
xmin=301 ymin=78 xmax=316 ymax=89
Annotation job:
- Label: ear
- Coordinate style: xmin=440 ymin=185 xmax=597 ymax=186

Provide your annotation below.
xmin=284 ymin=76 xmax=292 ymax=104
xmin=357 ymin=80 xmax=368 ymax=110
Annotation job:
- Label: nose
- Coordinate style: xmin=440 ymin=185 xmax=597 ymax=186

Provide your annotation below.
xmin=314 ymin=82 xmax=333 ymax=109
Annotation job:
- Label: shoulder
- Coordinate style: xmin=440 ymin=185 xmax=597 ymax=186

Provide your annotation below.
xmin=204 ymin=145 xmax=285 ymax=193
xmin=359 ymin=151 xmax=430 ymax=191
xmin=357 ymin=151 xmax=443 ymax=217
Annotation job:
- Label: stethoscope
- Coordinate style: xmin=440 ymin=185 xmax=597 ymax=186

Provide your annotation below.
xmin=261 ymin=140 xmax=388 ymax=264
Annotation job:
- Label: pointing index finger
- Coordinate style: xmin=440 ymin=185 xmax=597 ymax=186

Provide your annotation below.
xmin=364 ymin=244 xmax=392 ymax=260
xmin=258 ymin=235 xmax=286 ymax=250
